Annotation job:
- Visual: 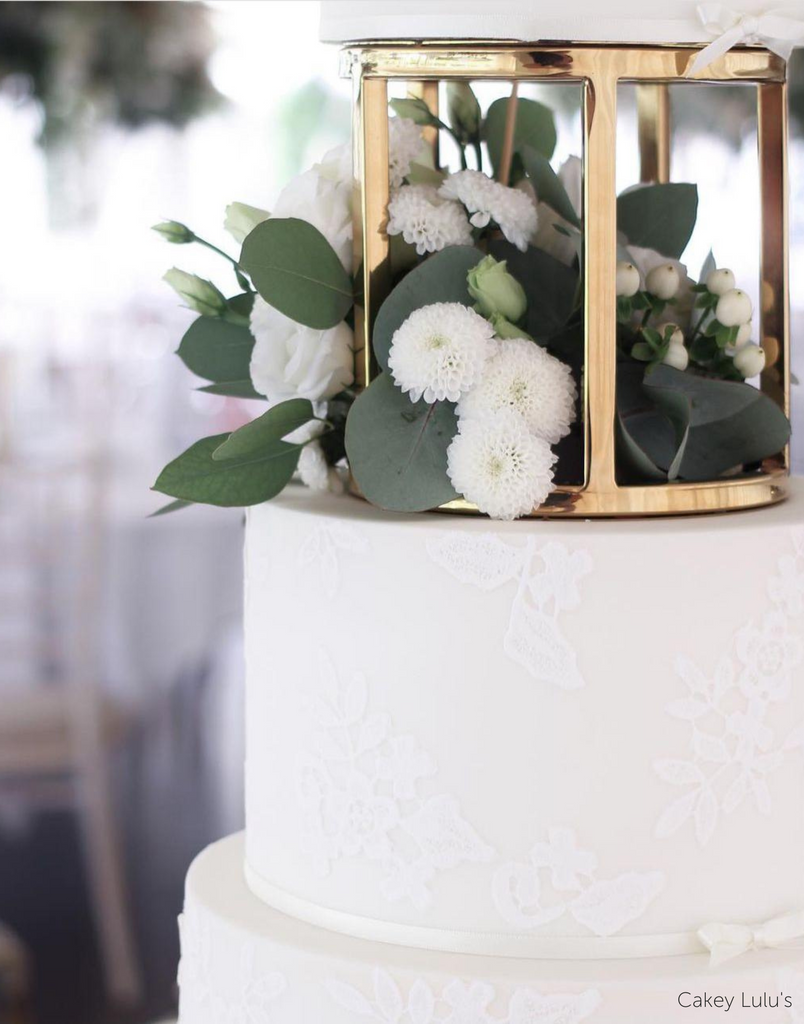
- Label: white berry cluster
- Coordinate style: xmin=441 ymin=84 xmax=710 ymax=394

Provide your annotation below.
xmin=387 ymin=299 xmax=576 ymax=520
xmin=704 ymin=268 xmax=765 ymax=378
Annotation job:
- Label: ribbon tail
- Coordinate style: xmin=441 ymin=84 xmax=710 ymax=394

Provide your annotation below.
xmin=707 ymin=942 xmax=748 ymax=968
xmin=689 ymin=24 xmax=745 ymax=75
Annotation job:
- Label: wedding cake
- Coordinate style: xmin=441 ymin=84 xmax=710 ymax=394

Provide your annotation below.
xmin=168 ymin=3 xmax=804 ymax=1022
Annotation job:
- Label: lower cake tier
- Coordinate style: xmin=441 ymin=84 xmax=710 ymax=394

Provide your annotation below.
xmin=244 ymin=485 xmax=804 ymax=957
xmin=179 ymin=835 xmax=804 ymax=1024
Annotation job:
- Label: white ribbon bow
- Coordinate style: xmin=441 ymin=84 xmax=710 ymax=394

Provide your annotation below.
xmin=690 ymin=3 xmax=804 ymax=74
xmin=698 ymin=910 xmax=804 ymax=967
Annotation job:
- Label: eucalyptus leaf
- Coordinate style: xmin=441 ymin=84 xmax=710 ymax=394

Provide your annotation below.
xmin=345 ymin=373 xmax=458 ymax=512
xmin=389 ymin=96 xmax=441 ymax=127
xmin=616 ymin=362 xmax=689 ymax=482
xmin=405 ymin=162 xmax=446 ymax=187
xmin=212 ymin=399 xmax=314 ymax=461
xmin=197 ymin=380 xmax=265 ymax=399
xmin=520 ymin=146 xmax=580 ymax=227
xmin=484 ymin=97 xmax=557 ymax=177
xmin=153 ymin=433 xmax=300 ymax=507
xmin=148 ymin=499 xmax=194 ymax=517
xmin=240 ymin=218 xmax=352 ymax=330
xmin=487 ymin=239 xmax=578 ymax=337
xmin=177 ymin=315 xmax=254 ymax=383
xmin=618 ymin=184 xmax=699 ymax=259
xmin=699 ymin=249 xmax=717 ymax=284
xmin=372 ymin=246 xmax=485 ymax=371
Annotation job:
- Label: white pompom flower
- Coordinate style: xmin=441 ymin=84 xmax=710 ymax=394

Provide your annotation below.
xmin=388 ymin=302 xmax=496 ymax=404
xmin=439 ymin=170 xmax=539 ymax=252
xmin=387 ymin=185 xmax=473 ymax=256
xmin=388 ymin=117 xmax=425 ymax=189
xmin=447 ymin=410 xmax=556 ymax=520
xmin=249 ymin=296 xmax=354 ymax=403
xmin=457 ymin=338 xmax=577 ymax=444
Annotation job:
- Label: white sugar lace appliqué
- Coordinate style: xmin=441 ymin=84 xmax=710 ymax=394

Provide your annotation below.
xmin=427 ymin=533 xmax=592 ymax=689
xmin=297 ymin=651 xmax=495 ymax=909
xmin=776 ymin=967 xmax=804 ymax=1023
xmin=178 ymin=907 xmax=287 ymax=1023
xmin=326 ymin=969 xmax=602 ymax=1024
xmin=492 ymin=826 xmax=665 ymax=939
xmin=297 ymin=522 xmax=370 ymax=600
xmin=654 ymin=529 xmax=804 ymax=848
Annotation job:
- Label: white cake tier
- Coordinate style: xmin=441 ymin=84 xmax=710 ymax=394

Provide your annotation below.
xmin=244 ymin=483 xmax=804 ymax=960
xmin=179 ymin=834 xmax=804 ymax=1024
xmin=319 ymin=0 xmax=780 ymax=45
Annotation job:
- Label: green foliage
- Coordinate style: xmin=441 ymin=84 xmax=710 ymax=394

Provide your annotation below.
xmin=487 ymin=240 xmax=578 ymax=338
xmin=177 ymin=315 xmax=254 ymax=384
xmin=240 ymin=218 xmax=352 ymax=330
xmin=520 ymin=146 xmax=580 ymax=227
xmin=197 ymin=380 xmax=264 ymax=399
xmin=212 ymin=399 xmax=314 ymax=461
xmin=389 ymin=96 xmax=441 ymax=127
xmin=483 ymin=97 xmax=557 ymax=178
xmin=617 ymin=184 xmax=699 ymax=259
xmin=372 ymin=246 xmax=485 ymax=370
xmin=345 ymin=373 xmax=458 ymax=512
xmin=153 ymin=433 xmax=300 ymax=507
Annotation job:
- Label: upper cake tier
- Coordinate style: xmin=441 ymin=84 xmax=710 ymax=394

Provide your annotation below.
xmin=319 ymin=0 xmax=776 ymax=45
xmin=243 ymin=483 xmax=804 ymax=959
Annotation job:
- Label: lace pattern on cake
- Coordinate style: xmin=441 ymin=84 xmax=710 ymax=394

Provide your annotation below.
xmin=298 ymin=521 xmax=370 ymax=599
xmin=297 ymin=651 xmax=495 ymax=909
xmin=326 ymin=969 xmax=602 ymax=1024
xmin=178 ymin=907 xmax=287 ymax=1022
xmin=654 ymin=529 xmax=804 ymax=848
xmin=427 ymin=533 xmax=592 ymax=690
xmin=492 ymin=827 xmax=665 ymax=938
xmin=776 ymin=967 xmax=804 ymax=1022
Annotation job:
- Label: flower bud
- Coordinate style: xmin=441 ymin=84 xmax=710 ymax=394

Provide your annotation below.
xmin=645 ymin=263 xmax=680 ymax=301
xmin=152 ymin=220 xmax=195 ymax=244
xmin=734 ymin=344 xmax=766 ymax=378
xmin=666 ymin=324 xmax=685 ymax=348
xmin=616 ymin=261 xmax=641 ymax=298
xmin=663 ymin=341 xmax=689 ymax=371
xmin=488 ymin=312 xmax=533 ymax=340
xmin=163 ymin=268 xmax=228 ymax=317
xmin=224 ymin=202 xmax=270 ymax=245
xmin=447 ymin=82 xmax=481 ymax=142
xmin=467 ymin=255 xmax=527 ymax=323
xmin=734 ymin=321 xmax=752 ymax=349
xmin=705 ymin=267 xmax=736 ymax=296
xmin=716 ymin=288 xmax=753 ymax=328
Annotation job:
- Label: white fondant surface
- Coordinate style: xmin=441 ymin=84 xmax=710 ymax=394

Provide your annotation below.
xmin=243 ymin=483 xmax=804 ymax=957
xmin=319 ymin=0 xmax=784 ymax=45
xmin=178 ymin=834 xmax=804 ymax=1024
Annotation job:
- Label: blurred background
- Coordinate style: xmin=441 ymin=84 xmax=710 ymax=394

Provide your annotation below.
xmin=0 ymin=3 xmax=801 ymax=1023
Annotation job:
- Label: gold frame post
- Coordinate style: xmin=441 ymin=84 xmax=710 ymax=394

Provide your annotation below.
xmin=637 ymin=83 xmax=672 ymax=183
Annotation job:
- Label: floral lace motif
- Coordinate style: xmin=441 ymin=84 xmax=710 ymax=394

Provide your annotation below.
xmin=297 ymin=651 xmax=495 ymax=909
xmin=427 ymin=533 xmax=593 ymax=689
xmin=298 ymin=521 xmax=370 ymax=599
xmin=777 ymin=968 xmax=804 ymax=1023
xmin=492 ymin=827 xmax=665 ymax=938
xmin=178 ymin=907 xmax=287 ymax=1022
xmin=326 ymin=969 xmax=602 ymax=1024
xmin=654 ymin=529 xmax=804 ymax=847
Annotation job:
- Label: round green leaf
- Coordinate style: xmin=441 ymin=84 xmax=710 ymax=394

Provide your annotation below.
xmin=240 ymin=218 xmax=353 ymax=330
xmin=345 ymin=373 xmax=458 ymax=512
xmin=177 ymin=316 xmax=254 ymax=383
xmin=521 ymin=146 xmax=580 ymax=227
xmin=372 ymin=246 xmax=485 ymax=371
xmin=153 ymin=433 xmax=299 ymax=507
xmin=212 ymin=399 xmax=314 ymax=461
xmin=487 ymin=239 xmax=578 ymax=338
xmin=484 ymin=97 xmax=557 ymax=176
xmin=618 ymin=184 xmax=699 ymax=260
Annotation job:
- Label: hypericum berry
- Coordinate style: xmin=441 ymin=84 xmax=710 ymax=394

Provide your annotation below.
xmin=616 ymin=261 xmax=641 ymax=298
xmin=705 ymin=268 xmax=736 ymax=296
xmin=663 ymin=341 xmax=689 ymax=371
xmin=646 ymin=263 xmax=680 ymax=301
xmin=734 ymin=322 xmax=753 ymax=349
xmin=733 ymin=344 xmax=766 ymax=378
xmin=716 ymin=288 xmax=753 ymax=328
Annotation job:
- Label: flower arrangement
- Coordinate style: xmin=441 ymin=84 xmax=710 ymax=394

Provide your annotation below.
xmin=152 ymin=87 xmax=790 ymax=520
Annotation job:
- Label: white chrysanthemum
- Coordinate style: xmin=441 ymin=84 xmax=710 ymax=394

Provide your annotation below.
xmin=387 ymin=185 xmax=473 ymax=256
xmin=388 ymin=302 xmax=496 ymax=404
xmin=447 ymin=410 xmax=556 ymax=520
xmin=286 ymin=420 xmax=345 ymax=494
xmin=439 ymin=170 xmax=539 ymax=252
xmin=388 ymin=117 xmax=424 ymax=188
xmin=457 ymin=338 xmax=577 ymax=444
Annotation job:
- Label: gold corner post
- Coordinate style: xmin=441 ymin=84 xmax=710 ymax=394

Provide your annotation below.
xmin=637 ymin=83 xmax=671 ymax=183
xmin=347 ymin=43 xmax=789 ymax=517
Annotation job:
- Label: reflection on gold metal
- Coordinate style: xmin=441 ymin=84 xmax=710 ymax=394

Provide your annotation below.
xmin=407 ymin=80 xmax=440 ymax=164
xmin=349 ymin=42 xmax=790 ymax=517
xmin=497 ymin=81 xmax=520 ymax=185
xmin=637 ymin=83 xmax=671 ymax=183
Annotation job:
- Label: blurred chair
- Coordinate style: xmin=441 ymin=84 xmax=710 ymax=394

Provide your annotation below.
xmin=0 ymin=453 xmax=141 ymax=1005
xmin=0 ymin=921 xmax=33 ymax=1024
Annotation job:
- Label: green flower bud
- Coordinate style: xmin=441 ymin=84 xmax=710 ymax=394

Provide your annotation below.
xmin=152 ymin=220 xmax=195 ymax=244
xmin=467 ymin=256 xmax=528 ymax=323
xmin=447 ymin=82 xmax=481 ymax=143
xmin=224 ymin=202 xmax=270 ymax=245
xmin=488 ymin=312 xmax=533 ymax=340
xmin=163 ymin=268 xmax=228 ymax=317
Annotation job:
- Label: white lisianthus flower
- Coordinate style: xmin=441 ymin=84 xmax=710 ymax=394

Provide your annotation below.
xmin=447 ymin=410 xmax=556 ymax=520
xmin=249 ymin=296 xmax=354 ymax=403
xmin=457 ymin=338 xmax=577 ymax=444
xmin=224 ymin=202 xmax=270 ymax=244
xmin=272 ymin=153 xmax=352 ymax=271
xmin=388 ymin=302 xmax=495 ymax=404
xmin=532 ymin=156 xmax=582 ymax=266
xmin=286 ymin=421 xmax=344 ymax=494
xmin=387 ymin=185 xmax=473 ymax=256
xmin=439 ymin=170 xmax=539 ymax=252
xmin=388 ymin=117 xmax=425 ymax=188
